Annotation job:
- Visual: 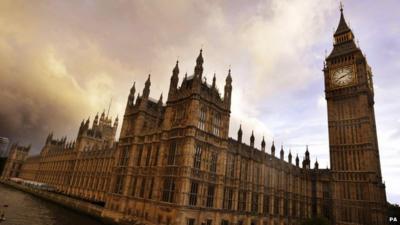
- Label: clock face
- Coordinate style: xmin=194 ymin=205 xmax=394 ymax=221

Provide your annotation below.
xmin=331 ymin=66 xmax=354 ymax=87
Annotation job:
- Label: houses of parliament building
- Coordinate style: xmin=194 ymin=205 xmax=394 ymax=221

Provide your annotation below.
xmin=1 ymin=7 xmax=388 ymax=225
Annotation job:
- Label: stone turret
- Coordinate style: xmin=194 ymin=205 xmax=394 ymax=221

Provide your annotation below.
xmin=271 ymin=141 xmax=275 ymax=156
xmin=303 ymin=145 xmax=311 ymax=169
xmin=127 ymin=82 xmax=136 ymax=108
xmin=314 ymin=158 xmax=319 ymax=169
xmin=143 ymin=74 xmax=151 ymax=99
xmin=250 ymin=131 xmax=255 ymax=147
xmin=194 ymin=49 xmax=204 ymax=78
xmin=238 ymin=125 xmax=243 ymax=143
xmin=261 ymin=136 xmax=266 ymax=151
xmin=168 ymin=61 xmax=179 ymax=100
xmin=224 ymin=69 xmax=232 ymax=108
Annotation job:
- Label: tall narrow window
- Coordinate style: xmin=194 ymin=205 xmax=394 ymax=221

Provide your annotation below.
xmin=193 ymin=145 xmax=202 ymax=170
xmin=167 ymin=142 xmax=177 ymax=166
xmin=139 ymin=178 xmax=146 ymax=198
xmin=300 ymin=202 xmax=305 ymax=218
xmin=210 ymin=152 xmax=217 ymax=173
xmin=206 ymin=185 xmax=215 ymax=207
xmin=292 ymin=200 xmax=297 ymax=218
xmin=187 ymin=219 xmax=195 ymax=225
xmin=223 ymin=187 xmax=229 ymax=209
xmin=145 ymin=145 xmax=152 ymax=166
xmin=212 ymin=113 xmax=221 ymax=136
xmin=240 ymin=160 xmax=248 ymax=181
xmin=228 ymin=188 xmax=233 ymax=210
xmin=162 ymin=177 xmax=175 ymax=203
xmin=153 ymin=145 xmax=160 ymax=166
xmin=198 ymin=107 xmax=206 ymax=130
xmin=263 ymin=194 xmax=269 ymax=215
xmin=251 ymin=192 xmax=259 ymax=213
xmin=189 ymin=181 xmax=199 ymax=206
xmin=221 ymin=220 xmax=229 ymax=225
xmin=226 ymin=154 xmax=235 ymax=177
xmin=130 ymin=177 xmax=137 ymax=196
xmin=113 ymin=175 xmax=124 ymax=194
xmin=274 ymin=197 xmax=280 ymax=215
xmin=148 ymin=177 xmax=154 ymax=199
xmin=118 ymin=146 xmax=130 ymax=166
xmin=136 ymin=145 xmax=143 ymax=166
xmin=255 ymin=165 xmax=260 ymax=185
xmin=238 ymin=190 xmax=246 ymax=212
xmin=284 ymin=198 xmax=288 ymax=216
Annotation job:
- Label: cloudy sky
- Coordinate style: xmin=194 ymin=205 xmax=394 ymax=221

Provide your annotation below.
xmin=1 ymin=0 xmax=399 ymax=203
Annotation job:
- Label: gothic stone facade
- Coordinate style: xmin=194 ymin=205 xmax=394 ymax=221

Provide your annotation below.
xmin=103 ymin=9 xmax=387 ymax=225
xmin=102 ymin=50 xmax=333 ymax=225
xmin=12 ymin=112 xmax=119 ymax=204
xmin=1 ymin=143 xmax=30 ymax=178
xmin=4 ymin=8 xmax=387 ymax=225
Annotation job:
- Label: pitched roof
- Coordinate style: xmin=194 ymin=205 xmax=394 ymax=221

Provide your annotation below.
xmin=327 ymin=9 xmax=359 ymax=60
xmin=327 ymin=41 xmax=359 ymax=59
xmin=334 ymin=10 xmax=351 ymax=36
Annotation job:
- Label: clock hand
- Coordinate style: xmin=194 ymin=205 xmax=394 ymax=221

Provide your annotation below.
xmin=337 ymin=74 xmax=347 ymax=80
xmin=336 ymin=73 xmax=350 ymax=82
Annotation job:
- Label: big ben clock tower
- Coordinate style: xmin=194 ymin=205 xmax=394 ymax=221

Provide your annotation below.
xmin=324 ymin=6 xmax=387 ymax=225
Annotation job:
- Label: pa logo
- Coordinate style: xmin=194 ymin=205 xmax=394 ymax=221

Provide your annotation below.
xmin=390 ymin=217 xmax=398 ymax=222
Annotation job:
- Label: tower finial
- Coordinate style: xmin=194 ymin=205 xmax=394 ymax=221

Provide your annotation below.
xmin=130 ymin=81 xmax=136 ymax=94
xmin=212 ymin=73 xmax=216 ymax=88
xmin=250 ymin=130 xmax=255 ymax=147
xmin=339 ymin=1 xmax=343 ymax=13
xmin=261 ymin=136 xmax=266 ymax=151
xmin=143 ymin=74 xmax=151 ymax=98
xmin=173 ymin=60 xmax=179 ymax=74
xmin=225 ymin=67 xmax=232 ymax=84
xmin=271 ymin=139 xmax=276 ymax=156
xmin=194 ymin=49 xmax=204 ymax=77
xmin=238 ymin=124 xmax=243 ymax=143
xmin=334 ymin=1 xmax=351 ymax=37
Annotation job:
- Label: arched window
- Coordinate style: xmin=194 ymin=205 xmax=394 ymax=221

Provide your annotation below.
xmin=212 ymin=112 xmax=221 ymax=136
xmin=198 ymin=107 xmax=206 ymax=130
xmin=167 ymin=141 xmax=177 ymax=166
xmin=193 ymin=145 xmax=202 ymax=170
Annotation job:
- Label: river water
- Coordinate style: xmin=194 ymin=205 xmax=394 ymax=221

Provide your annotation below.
xmin=0 ymin=183 xmax=105 ymax=225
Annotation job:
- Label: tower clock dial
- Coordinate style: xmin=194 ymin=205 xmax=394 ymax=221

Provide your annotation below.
xmin=331 ymin=65 xmax=354 ymax=87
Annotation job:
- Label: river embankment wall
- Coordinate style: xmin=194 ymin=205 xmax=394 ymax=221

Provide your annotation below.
xmin=0 ymin=180 xmax=123 ymax=225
